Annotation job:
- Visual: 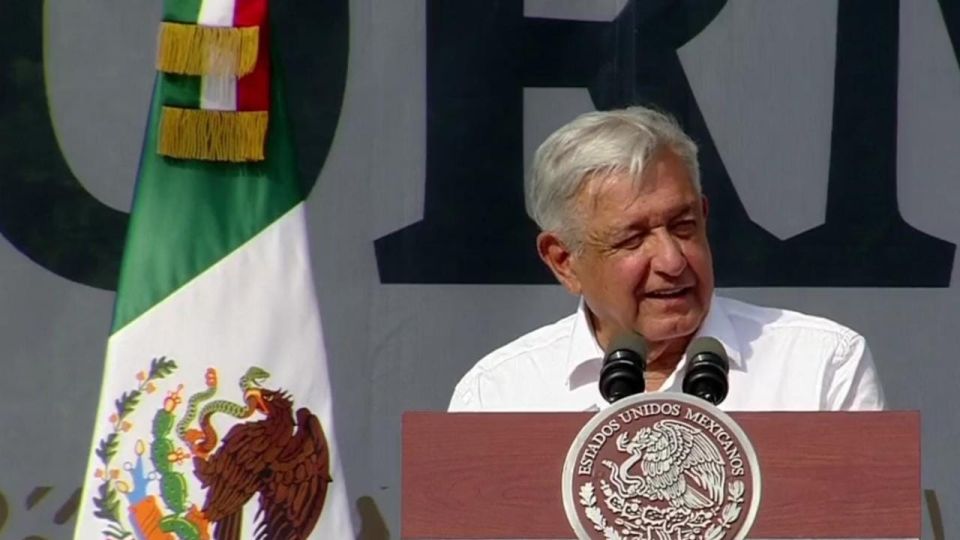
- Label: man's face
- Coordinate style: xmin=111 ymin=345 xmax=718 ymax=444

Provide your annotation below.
xmin=563 ymin=148 xmax=714 ymax=347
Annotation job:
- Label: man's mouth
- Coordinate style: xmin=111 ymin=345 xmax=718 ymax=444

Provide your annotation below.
xmin=646 ymin=286 xmax=691 ymax=299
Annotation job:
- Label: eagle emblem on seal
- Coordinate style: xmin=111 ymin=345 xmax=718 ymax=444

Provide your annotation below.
xmin=563 ymin=394 xmax=759 ymax=540
xmin=601 ymin=420 xmax=725 ymax=511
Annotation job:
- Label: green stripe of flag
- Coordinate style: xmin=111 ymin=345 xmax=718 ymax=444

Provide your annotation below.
xmin=162 ymin=74 xmax=201 ymax=109
xmin=163 ymin=0 xmax=204 ymax=24
xmin=112 ymin=50 xmax=303 ymax=333
xmin=159 ymin=0 xmax=204 ymax=107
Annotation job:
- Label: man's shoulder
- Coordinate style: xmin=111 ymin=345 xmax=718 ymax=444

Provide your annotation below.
xmin=714 ymin=295 xmax=883 ymax=411
xmin=716 ymin=295 xmax=861 ymax=341
xmin=449 ymin=312 xmax=579 ymax=411
xmin=463 ymin=312 xmax=578 ymax=375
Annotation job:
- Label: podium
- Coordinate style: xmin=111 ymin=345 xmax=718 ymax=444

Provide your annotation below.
xmin=402 ymin=411 xmax=919 ymax=538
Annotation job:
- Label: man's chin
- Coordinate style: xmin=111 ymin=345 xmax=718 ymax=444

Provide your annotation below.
xmin=637 ymin=314 xmax=703 ymax=344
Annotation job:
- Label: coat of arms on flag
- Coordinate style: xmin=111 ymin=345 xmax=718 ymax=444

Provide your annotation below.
xmin=74 ymin=0 xmax=354 ymax=538
xmin=91 ymin=360 xmax=332 ymax=539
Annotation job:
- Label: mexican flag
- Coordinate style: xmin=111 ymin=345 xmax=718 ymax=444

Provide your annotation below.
xmin=73 ymin=1 xmax=354 ymax=538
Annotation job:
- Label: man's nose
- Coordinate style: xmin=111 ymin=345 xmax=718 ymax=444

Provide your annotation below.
xmin=649 ymin=230 xmax=687 ymax=276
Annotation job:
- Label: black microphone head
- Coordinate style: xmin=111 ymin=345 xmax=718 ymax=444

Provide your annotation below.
xmin=682 ymin=336 xmax=730 ymax=405
xmin=599 ymin=331 xmax=648 ymax=403
xmin=606 ymin=331 xmax=649 ymax=360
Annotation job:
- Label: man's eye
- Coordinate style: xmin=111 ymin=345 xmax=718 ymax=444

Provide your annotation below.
xmin=672 ymin=220 xmax=698 ymax=236
xmin=614 ymin=235 xmax=644 ymax=250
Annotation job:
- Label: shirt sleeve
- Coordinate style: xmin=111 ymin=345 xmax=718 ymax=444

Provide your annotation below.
xmin=820 ymin=332 xmax=886 ymax=411
xmin=448 ymin=376 xmax=478 ymax=411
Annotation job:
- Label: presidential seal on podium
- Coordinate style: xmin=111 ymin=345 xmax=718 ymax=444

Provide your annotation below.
xmin=562 ymin=394 xmax=761 ymax=540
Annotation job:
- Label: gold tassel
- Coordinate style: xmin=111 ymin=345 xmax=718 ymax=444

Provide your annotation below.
xmin=156 ymin=22 xmax=259 ymax=77
xmin=158 ymin=107 xmax=268 ymax=162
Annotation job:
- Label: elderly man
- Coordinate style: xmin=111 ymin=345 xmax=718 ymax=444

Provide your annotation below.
xmin=449 ymin=107 xmax=884 ymax=412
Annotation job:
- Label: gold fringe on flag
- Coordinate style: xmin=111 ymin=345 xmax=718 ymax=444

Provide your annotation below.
xmin=156 ymin=22 xmax=260 ymax=77
xmin=158 ymin=107 xmax=268 ymax=162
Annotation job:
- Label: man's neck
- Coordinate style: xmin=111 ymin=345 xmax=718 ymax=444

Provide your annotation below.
xmin=591 ymin=315 xmax=692 ymax=392
xmin=643 ymin=339 xmax=689 ymax=391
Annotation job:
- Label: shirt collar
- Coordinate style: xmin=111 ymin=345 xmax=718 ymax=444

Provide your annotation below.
xmin=564 ymin=299 xmax=605 ymax=389
xmin=564 ymin=294 xmax=743 ymax=389
xmin=691 ymin=295 xmax=743 ymax=370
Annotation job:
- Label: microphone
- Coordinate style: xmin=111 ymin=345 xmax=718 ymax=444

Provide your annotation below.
xmin=599 ymin=331 xmax=648 ymax=403
xmin=682 ymin=337 xmax=730 ymax=405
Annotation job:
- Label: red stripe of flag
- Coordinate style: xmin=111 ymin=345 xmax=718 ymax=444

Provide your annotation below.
xmin=235 ymin=0 xmax=270 ymax=111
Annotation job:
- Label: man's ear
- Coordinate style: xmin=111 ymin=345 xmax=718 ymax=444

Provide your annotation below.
xmin=701 ymin=195 xmax=709 ymax=221
xmin=537 ymin=231 xmax=582 ymax=295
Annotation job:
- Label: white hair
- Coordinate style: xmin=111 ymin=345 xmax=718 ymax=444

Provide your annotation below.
xmin=525 ymin=106 xmax=700 ymax=243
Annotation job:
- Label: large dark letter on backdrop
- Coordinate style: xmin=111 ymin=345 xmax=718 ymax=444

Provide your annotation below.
xmin=0 ymin=1 xmax=347 ymax=290
xmin=376 ymin=0 xmax=955 ymax=286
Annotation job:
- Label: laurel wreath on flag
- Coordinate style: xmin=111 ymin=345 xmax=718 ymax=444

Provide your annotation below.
xmin=91 ymin=356 xmax=177 ymax=539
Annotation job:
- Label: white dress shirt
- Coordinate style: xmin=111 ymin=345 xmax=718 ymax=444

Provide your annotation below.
xmin=449 ymin=295 xmax=885 ymax=412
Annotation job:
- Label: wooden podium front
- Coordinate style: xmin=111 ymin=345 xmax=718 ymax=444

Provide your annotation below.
xmin=402 ymin=411 xmax=919 ymax=539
